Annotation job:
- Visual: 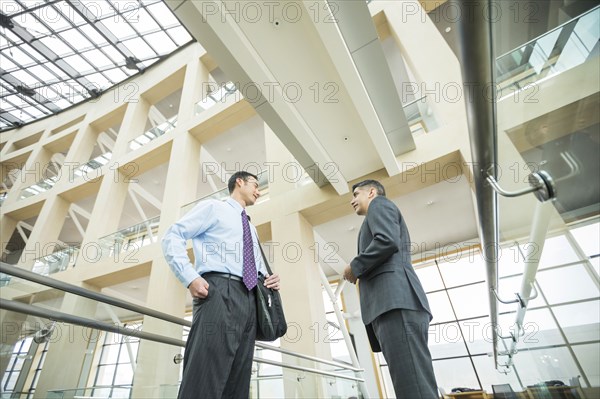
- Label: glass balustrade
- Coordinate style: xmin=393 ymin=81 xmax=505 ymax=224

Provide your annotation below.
xmin=403 ymin=95 xmax=438 ymax=135
xmin=97 ymin=216 xmax=160 ymax=260
xmin=0 ymin=263 xmax=365 ymax=399
xmin=31 ymin=245 xmax=80 ymax=276
xmin=129 ymin=115 xmax=178 ymax=151
xmin=19 ymin=174 xmax=59 ymax=200
xmin=181 ymin=170 xmax=270 ymax=215
xmin=490 ymin=3 xmax=599 ymax=386
xmin=496 ymin=6 xmax=599 ymax=100
xmin=195 ymin=81 xmax=240 ymax=115
xmin=71 ymin=152 xmax=112 ymax=180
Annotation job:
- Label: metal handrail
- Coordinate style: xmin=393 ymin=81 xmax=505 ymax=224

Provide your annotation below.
xmin=0 ymin=299 xmax=186 ymax=347
xmin=495 ymin=5 xmax=599 ymax=60
xmin=256 ymin=340 xmax=363 ymax=373
xmin=1 ymin=301 xmax=365 ymax=387
xmin=452 ymin=0 xmax=500 ymax=368
xmin=0 ymin=262 xmax=191 ymax=328
xmin=1 ymin=262 xmax=364 ymax=380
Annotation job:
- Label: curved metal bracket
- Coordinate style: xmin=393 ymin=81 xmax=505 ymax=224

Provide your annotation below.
xmin=493 ymin=289 xmax=521 ymax=305
xmin=486 ymin=170 xmax=556 ymax=202
xmin=494 ymin=282 xmax=537 ymax=308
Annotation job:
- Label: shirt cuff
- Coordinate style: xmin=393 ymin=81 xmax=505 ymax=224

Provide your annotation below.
xmin=180 ymin=267 xmax=200 ymax=288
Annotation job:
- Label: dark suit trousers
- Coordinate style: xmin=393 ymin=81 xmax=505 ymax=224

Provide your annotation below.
xmin=178 ymin=275 xmax=256 ymax=399
xmin=371 ymin=308 xmax=438 ymax=399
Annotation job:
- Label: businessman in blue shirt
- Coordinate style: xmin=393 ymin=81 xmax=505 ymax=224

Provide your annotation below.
xmin=162 ymin=171 xmax=281 ymax=399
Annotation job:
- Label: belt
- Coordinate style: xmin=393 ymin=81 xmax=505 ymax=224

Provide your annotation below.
xmin=202 ymin=272 xmax=243 ymax=282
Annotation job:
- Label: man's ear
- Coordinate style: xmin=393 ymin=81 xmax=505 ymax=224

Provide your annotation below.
xmin=368 ymin=187 xmax=377 ymax=198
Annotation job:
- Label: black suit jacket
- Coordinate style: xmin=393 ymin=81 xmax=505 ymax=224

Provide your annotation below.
xmin=350 ymin=196 xmax=432 ymax=351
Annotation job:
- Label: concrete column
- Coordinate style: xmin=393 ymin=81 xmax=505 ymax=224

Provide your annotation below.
xmin=5 ymin=146 xmax=51 ymax=203
xmin=131 ymin=132 xmax=201 ymax=398
xmin=0 ymin=214 xmax=18 ymax=255
xmin=19 ymin=195 xmax=70 ymax=269
xmin=270 ymin=212 xmax=331 ymax=398
xmin=177 ymin=53 xmax=210 ymax=124
xmin=111 ymin=98 xmax=150 ymax=159
xmin=59 ymin=124 xmax=99 ymax=185
xmin=77 ymin=170 xmax=130 ymax=266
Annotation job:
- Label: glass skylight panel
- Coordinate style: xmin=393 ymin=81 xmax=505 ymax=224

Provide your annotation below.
xmin=54 ymin=98 xmax=73 ymax=109
xmin=59 ymin=28 xmax=93 ymax=50
xmin=145 ymin=31 xmax=176 ymax=53
xmin=20 ymin=106 xmax=45 ymax=119
xmin=6 ymin=46 xmax=34 ymax=66
xmin=0 ymin=54 xmax=17 ymax=71
xmin=10 ymin=69 xmax=39 ymax=86
xmin=3 ymin=29 xmax=22 ymax=46
xmin=59 ymin=2 xmax=86 ymax=26
xmin=135 ymin=9 xmax=161 ymax=33
xmin=147 ymin=2 xmax=179 ymax=26
xmin=102 ymin=67 xmax=128 ymax=82
xmin=19 ymin=43 xmax=46 ymax=62
xmin=80 ymin=0 xmax=116 ymax=19
xmin=81 ymin=49 xmax=114 ymax=69
xmin=39 ymin=36 xmax=72 ymax=57
xmin=167 ymin=27 xmax=192 ymax=46
xmin=101 ymin=17 xmax=136 ymax=38
xmin=1 ymin=0 xmax=194 ymax=132
xmin=122 ymin=37 xmax=156 ymax=59
xmin=63 ymin=54 xmax=94 ymax=74
xmin=41 ymin=62 xmax=66 ymax=81
xmin=29 ymin=65 xmax=55 ymax=84
xmin=32 ymin=7 xmax=71 ymax=31
xmin=85 ymin=73 xmax=112 ymax=90
xmin=78 ymin=24 xmax=108 ymax=46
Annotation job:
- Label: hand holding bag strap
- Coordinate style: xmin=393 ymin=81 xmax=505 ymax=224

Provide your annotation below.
xmin=258 ymin=243 xmax=273 ymax=276
xmin=254 ymin=240 xmax=287 ymax=341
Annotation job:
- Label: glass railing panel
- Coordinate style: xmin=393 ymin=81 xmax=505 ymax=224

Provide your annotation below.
xmin=496 ymin=6 xmax=599 ymax=98
xmin=97 ymin=216 xmax=160 ymax=260
xmin=491 ymin=4 xmax=599 ymax=386
xmin=71 ymin=152 xmax=112 ymax=180
xmin=182 ymin=170 xmax=270 ymax=215
xmin=129 ymin=115 xmax=178 ymax=151
xmin=31 ymin=245 xmax=80 ymax=276
xmin=402 ymin=95 xmax=438 ymax=136
xmin=195 ymin=81 xmax=240 ymax=115
xmin=19 ymin=174 xmax=59 ymax=199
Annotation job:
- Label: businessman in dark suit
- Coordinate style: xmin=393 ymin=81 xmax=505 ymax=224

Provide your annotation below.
xmin=344 ymin=179 xmax=438 ymax=398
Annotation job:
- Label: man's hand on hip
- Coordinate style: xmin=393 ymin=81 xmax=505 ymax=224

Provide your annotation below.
xmin=188 ymin=277 xmax=209 ymax=298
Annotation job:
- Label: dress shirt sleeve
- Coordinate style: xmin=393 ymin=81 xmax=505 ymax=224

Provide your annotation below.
xmin=161 ymin=200 xmax=216 ymax=288
xmin=350 ymin=198 xmax=400 ymax=278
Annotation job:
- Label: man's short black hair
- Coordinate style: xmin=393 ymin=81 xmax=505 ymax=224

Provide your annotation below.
xmin=351 ymin=179 xmax=386 ymax=197
xmin=228 ymin=171 xmax=258 ymax=194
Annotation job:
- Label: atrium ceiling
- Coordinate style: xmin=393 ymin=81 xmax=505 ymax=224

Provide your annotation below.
xmin=0 ymin=0 xmax=193 ymax=131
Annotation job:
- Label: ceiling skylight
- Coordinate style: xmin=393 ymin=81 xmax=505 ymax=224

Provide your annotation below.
xmin=0 ymin=0 xmax=193 ymax=132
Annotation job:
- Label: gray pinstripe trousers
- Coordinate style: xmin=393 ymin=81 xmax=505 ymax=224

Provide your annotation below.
xmin=178 ymin=275 xmax=256 ymax=399
xmin=371 ymin=308 xmax=438 ymax=399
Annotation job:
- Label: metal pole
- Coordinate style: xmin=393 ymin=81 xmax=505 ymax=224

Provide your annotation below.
xmin=317 ymin=267 xmax=370 ymax=398
xmin=451 ymin=0 xmax=501 ymax=367
xmin=0 ymin=262 xmax=191 ymax=327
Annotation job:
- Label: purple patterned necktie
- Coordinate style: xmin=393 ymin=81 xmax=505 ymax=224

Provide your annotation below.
xmin=241 ymin=209 xmax=257 ymax=290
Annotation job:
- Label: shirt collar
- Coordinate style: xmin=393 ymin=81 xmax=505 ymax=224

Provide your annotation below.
xmin=226 ymin=197 xmax=244 ymax=213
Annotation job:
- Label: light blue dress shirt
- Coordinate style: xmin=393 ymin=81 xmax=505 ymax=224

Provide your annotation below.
xmin=162 ymin=197 xmax=267 ymax=288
